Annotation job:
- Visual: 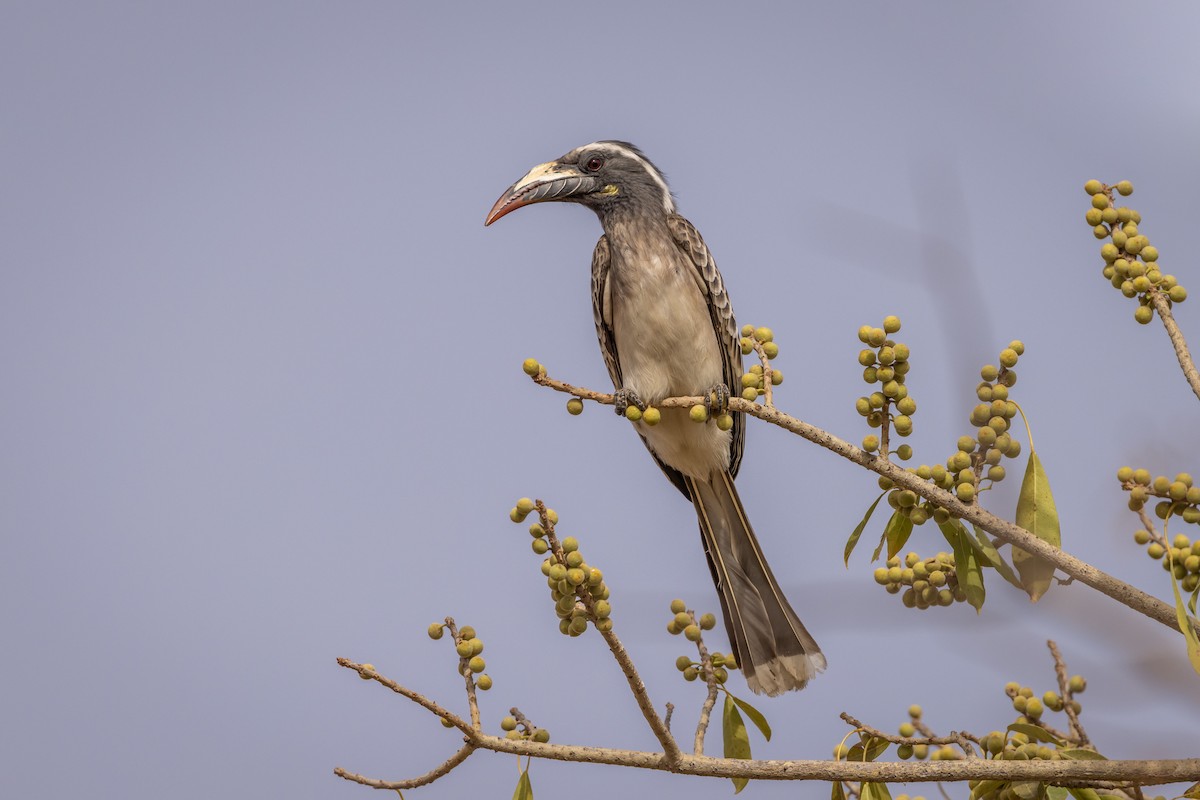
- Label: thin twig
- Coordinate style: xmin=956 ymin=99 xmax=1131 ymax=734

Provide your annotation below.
xmin=534 ymin=500 xmax=683 ymax=767
xmin=1148 ymin=289 xmax=1200 ymax=403
xmin=336 ymin=657 xmax=473 ymax=735
xmin=664 ymin=703 xmax=674 ymax=733
xmin=691 ymin=612 xmax=720 ymax=756
xmin=334 ymin=744 xmax=475 ymax=790
xmin=529 ymin=371 xmax=1200 ymax=640
xmin=1048 ymin=640 xmax=1091 ymax=748
xmin=842 ymin=713 xmax=979 ymax=758
xmin=335 ymin=661 xmax=1200 ymax=787
xmin=444 ymin=618 xmax=482 ymax=731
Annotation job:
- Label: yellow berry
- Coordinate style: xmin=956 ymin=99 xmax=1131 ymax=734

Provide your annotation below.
xmin=642 ymin=406 xmax=662 ymax=425
xmin=522 ymin=358 xmax=541 ymax=376
xmin=689 ymin=405 xmax=708 ymax=423
xmin=566 ymin=398 xmax=584 ymax=415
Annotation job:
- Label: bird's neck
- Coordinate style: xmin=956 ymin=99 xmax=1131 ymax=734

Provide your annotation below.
xmin=596 ymin=204 xmax=671 ymax=243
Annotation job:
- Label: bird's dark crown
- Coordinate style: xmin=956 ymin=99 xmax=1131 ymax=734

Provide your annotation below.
xmin=559 ymin=141 xmax=676 ymax=217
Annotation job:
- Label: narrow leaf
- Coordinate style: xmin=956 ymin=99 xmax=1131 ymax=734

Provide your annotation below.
xmin=1010 ymin=782 xmax=1042 ymax=800
xmin=730 ymin=694 xmax=772 ymax=742
xmin=969 ymin=524 xmax=1024 ymax=591
xmin=1012 ymin=451 xmax=1061 ymax=602
xmin=972 ymin=781 xmax=1008 ymax=800
xmin=940 ymin=520 xmax=985 ymax=611
xmin=1065 ymin=788 xmax=1103 ymax=800
xmin=723 ymin=694 xmax=751 ymax=794
xmin=1181 ymin=780 xmax=1200 ymax=799
xmin=1007 ymin=723 xmax=1064 ymax=746
xmin=846 ymin=492 xmax=886 ymax=566
xmin=831 ymin=781 xmax=847 ymax=800
xmin=860 ymin=782 xmax=892 ymax=800
xmin=1168 ymin=552 xmax=1200 ymax=675
xmin=512 ymin=768 xmax=533 ymax=800
xmin=1188 ymin=585 xmax=1199 ymax=618
xmin=1058 ymin=749 xmax=1107 ymax=761
xmin=846 ymin=735 xmax=890 ymax=762
xmin=884 ymin=510 xmax=915 ymax=562
xmin=1046 ymin=788 xmax=1068 ymax=800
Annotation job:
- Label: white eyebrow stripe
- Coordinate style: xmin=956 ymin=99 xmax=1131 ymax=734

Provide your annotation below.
xmin=576 ymin=141 xmax=676 ymax=215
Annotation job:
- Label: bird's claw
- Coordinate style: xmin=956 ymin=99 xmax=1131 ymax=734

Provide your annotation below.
xmin=704 ymin=384 xmax=731 ymax=416
xmin=613 ymin=388 xmax=645 ymax=416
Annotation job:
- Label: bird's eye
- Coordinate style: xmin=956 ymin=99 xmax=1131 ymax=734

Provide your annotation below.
xmin=585 ymin=156 xmax=605 ymax=172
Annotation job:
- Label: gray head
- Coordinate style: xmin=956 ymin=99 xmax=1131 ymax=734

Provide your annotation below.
xmin=485 ymin=141 xmax=676 ymax=225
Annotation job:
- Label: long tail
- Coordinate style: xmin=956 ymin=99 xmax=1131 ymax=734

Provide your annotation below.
xmin=686 ymin=472 xmax=826 ymax=695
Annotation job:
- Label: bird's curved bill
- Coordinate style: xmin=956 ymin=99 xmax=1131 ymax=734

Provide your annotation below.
xmin=485 ymin=162 xmax=599 ymax=225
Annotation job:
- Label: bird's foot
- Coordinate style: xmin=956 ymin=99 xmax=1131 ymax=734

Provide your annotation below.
xmin=612 ymin=388 xmax=645 ymax=416
xmin=704 ymin=383 xmax=731 ymax=415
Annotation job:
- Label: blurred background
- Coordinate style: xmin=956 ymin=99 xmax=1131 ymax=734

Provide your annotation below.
xmin=3 ymin=3 xmax=1199 ymax=798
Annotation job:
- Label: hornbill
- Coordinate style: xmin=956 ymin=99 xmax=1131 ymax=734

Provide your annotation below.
xmin=486 ymin=141 xmax=824 ymax=695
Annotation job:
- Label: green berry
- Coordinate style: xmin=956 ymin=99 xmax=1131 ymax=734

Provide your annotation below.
xmin=1116 ymin=180 xmax=1133 ymax=196
xmin=624 ymin=405 xmax=642 ymax=422
xmin=862 ymin=435 xmax=879 ymax=453
xmin=1134 ymin=305 xmax=1153 ymax=324
xmin=428 ymin=623 xmax=444 ymax=640
xmin=522 ymin=358 xmax=541 ymax=376
xmin=883 ymin=315 xmax=902 ymax=333
xmin=716 ymin=413 xmax=734 ymax=431
xmin=468 ymin=656 xmax=486 ymax=673
xmin=689 ymin=405 xmax=708 ymax=423
xmin=566 ymin=397 xmax=584 ymax=415
xmin=670 ymin=598 xmax=687 ymax=614
xmin=1083 ymin=179 xmax=1104 ymax=195
xmin=699 ymin=612 xmax=717 ymax=630
xmin=501 ymin=715 xmax=518 ymax=731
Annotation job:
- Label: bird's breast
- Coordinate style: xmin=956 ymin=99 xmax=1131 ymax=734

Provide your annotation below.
xmin=608 ymin=239 xmax=724 ymax=404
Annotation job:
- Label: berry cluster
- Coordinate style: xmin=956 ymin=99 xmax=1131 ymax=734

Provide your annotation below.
xmin=854 ymin=315 xmax=916 ymax=459
xmin=877 ymin=343 xmax=1026 ymax=523
xmin=500 ymin=709 xmax=551 ymax=743
xmin=666 ymin=598 xmax=739 ymax=684
xmin=510 ymin=498 xmax=613 ymax=636
xmin=872 ymin=550 xmax=969 ymax=610
xmin=1120 ymin=468 xmax=1200 ymax=592
xmin=426 ymin=620 xmax=494 ymax=695
xmin=738 ymin=324 xmax=782 ymax=407
xmin=1085 ymin=179 xmax=1187 ymax=324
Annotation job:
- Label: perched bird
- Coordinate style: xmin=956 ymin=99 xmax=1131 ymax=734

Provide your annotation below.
xmin=486 ymin=141 xmax=824 ymax=694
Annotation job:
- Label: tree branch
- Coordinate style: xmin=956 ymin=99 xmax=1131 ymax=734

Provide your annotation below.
xmin=529 ymin=371 xmax=1200 ymax=640
xmin=1148 ymin=289 xmax=1200 ymax=402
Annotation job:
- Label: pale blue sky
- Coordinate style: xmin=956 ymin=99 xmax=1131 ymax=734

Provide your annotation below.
xmin=3 ymin=3 xmax=1199 ymax=799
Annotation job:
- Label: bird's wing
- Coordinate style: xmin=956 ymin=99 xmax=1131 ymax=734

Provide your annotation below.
xmin=666 ymin=214 xmax=745 ymax=478
xmin=592 ymin=234 xmax=693 ymax=499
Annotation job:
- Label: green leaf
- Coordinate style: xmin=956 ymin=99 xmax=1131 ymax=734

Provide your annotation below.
xmin=969 ymin=524 xmax=1024 ymax=591
xmin=1065 ymin=788 xmax=1103 ymax=800
xmin=1007 ymin=723 xmax=1064 ymax=746
xmin=1058 ymin=748 xmax=1106 ymax=760
xmin=1181 ymin=780 xmax=1200 ymax=799
xmin=1188 ymin=585 xmax=1199 ymax=617
xmin=1010 ymin=782 xmax=1043 ymax=800
xmin=1012 ymin=451 xmax=1061 ymax=602
xmin=860 ymin=783 xmax=892 ymax=800
xmin=939 ymin=520 xmax=985 ymax=611
xmin=723 ymin=694 xmax=751 ymax=794
xmin=730 ymin=694 xmax=771 ymax=742
xmin=512 ymin=767 xmax=533 ymax=800
xmin=846 ymin=492 xmax=886 ymax=566
xmin=831 ymin=781 xmax=847 ymax=800
xmin=884 ymin=510 xmax=914 ymax=562
xmin=1168 ymin=551 xmax=1200 ymax=675
xmin=972 ymin=781 xmax=1008 ymax=800
xmin=1046 ymin=788 xmax=1068 ymax=800
xmin=846 ymin=734 xmax=890 ymax=763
